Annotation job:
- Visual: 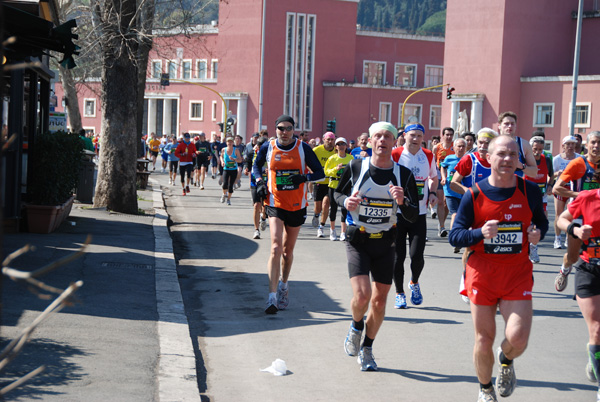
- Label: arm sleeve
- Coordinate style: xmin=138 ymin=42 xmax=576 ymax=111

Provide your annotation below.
xmin=252 ymin=143 xmax=269 ymax=180
xmin=526 ymin=181 xmax=549 ymax=240
xmin=334 ymin=159 xmax=358 ymax=208
xmin=303 ymin=143 xmax=325 ymax=182
xmin=397 ymin=167 xmax=420 ymax=223
xmin=448 ymin=190 xmax=485 ymax=248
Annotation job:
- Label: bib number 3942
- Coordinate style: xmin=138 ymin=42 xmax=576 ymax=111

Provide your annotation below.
xmin=484 ymin=221 xmax=523 ymax=254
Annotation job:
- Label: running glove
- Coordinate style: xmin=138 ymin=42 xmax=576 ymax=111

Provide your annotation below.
xmin=256 ymin=180 xmax=268 ymax=199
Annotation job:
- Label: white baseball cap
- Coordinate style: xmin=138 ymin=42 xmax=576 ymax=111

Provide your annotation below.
xmin=562 ymin=135 xmax=577 ymax=144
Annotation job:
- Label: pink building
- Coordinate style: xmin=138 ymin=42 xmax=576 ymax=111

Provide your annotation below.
xmin=443 ymin=0 xmax=600 ymax=152
xmin=54 ymin=0 xmax=446 ymax=144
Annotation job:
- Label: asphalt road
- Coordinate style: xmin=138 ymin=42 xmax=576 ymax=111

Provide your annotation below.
xmin=160 ymin=170 xmax=594 ymax=402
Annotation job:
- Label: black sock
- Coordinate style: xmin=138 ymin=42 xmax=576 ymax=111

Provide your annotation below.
xmin=480 ymin=381 xmax=493 ymax=390
xmin=352 ymin=320 xmax=364 ymax=331
xmin=499 ymin=350 xmax=513 ymax=365
xmin=362 ymin=336 xmax=374 ymax=348
xmin=589 ymin=344 xmax=600 ymax=386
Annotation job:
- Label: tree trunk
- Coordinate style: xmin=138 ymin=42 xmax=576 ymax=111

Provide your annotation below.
xmin=59 ymin=65 xmax=82 ymax=133
xmin=92 ymin=0 xmax=139 ymax=214
xmin=136 ymin=0 xmax=155 ymax=155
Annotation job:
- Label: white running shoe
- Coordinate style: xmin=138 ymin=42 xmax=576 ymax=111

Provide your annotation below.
xmin=317 ymin=226 xmax=324 ymax=238
xmin=330 ymin=229 xmax=338 ymax=241
xmin=496 ymin=347 xmax=517 ymax=397
xmin=220 ymin=194 xmax=226 ymax=203
xmin=529 ymin=244 xmax=540 ymax=263
xmin=478 ymin=386 xmax=498 ymax=402
xmin=554 ymin=236 xmax=563 ymax=249
xmin=253 ymin=229 xmax=260 ymax=239
xmin=260 ymin=218 xmax=267 ymax=231
xmin=340 ymin=232 xmax=346 ymax=241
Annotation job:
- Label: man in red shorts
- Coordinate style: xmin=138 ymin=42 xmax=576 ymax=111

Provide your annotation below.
xmin=449 ymin=135 xmax=548 ymax=402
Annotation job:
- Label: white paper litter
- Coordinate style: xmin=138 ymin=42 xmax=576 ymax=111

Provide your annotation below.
xmin=260 ymin=359 xmax=288 ymax=376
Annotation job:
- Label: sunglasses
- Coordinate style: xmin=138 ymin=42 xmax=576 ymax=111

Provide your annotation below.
xmin=276 ymin=126 xmax=294 ymax=132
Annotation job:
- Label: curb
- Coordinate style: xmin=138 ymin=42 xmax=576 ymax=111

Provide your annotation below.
xmin=151 ymin=180 xmax=201 ymax=402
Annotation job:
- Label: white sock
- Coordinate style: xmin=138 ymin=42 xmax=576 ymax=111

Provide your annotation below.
xmin=560 ymin=264 xmax=571 ymax=275
xmin=279 ymin=281 xmax=288 ymax=290
xmin=269 ymin=291 xmax=276 ymax=299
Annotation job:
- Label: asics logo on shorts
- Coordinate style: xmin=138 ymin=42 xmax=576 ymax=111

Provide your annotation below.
xmin=509 ymin=204 xmax=522 ymax=209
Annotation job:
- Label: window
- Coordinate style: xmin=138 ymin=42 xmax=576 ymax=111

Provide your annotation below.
xmin=424 ymin=65 xmax=443 ymax=87
xmin=190 ymin=101 xmax=203 ymax=121
xmin=363 ymin=61 xmax=386 ymax=85
xmin=400 ymin=104 xmax=422 ymax=127
xmin=182 ymin=60 xmax=192 ymax=80
xmin=168 ymin=61 xmax=178 ymax=79
xmin=151 ymin=60 xmax=162 ymax=79
xmin=533 ymin=103 xmax=554 ymax=127
xmin=283 ymin=13 xmax=317 ymax=131
xmin=197 ymin=59 xmax=207 ymax=79
xmin=394 ymin=63 xmax=417 ymax=87
xmin=429 ymin=105 xmax=442 ymax=130
xmin=83 ymin=98 xmax=96 ymax=117
xmin=575 ymin=102 xmax=591 ymax=128
xmin=379 ymin=102 xmax=392 ymax=122
xmin=211 ymin=59 xmax=218 ymax=79
xmin=211 ymin=100 xmax=218 ymax=121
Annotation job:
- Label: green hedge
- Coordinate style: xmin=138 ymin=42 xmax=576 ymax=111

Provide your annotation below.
xmin=28 ymin=130 xmax=83 ymax=205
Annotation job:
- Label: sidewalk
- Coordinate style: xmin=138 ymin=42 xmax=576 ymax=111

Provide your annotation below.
xmin=0 ymin=179 xmax=199 ymax=401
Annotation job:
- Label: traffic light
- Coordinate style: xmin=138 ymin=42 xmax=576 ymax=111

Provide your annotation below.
xmin=326 ymin=119 xmax=336 ymax=133
xmin=226 ymin=116 xmax=236 ymax=133
xmin=160 ymin=73 xmax=170 ymax=86
xmin=217 ymin=122 xmax=224 ymax=132
xmin=446 ymin=87 xmax=455 ymax=100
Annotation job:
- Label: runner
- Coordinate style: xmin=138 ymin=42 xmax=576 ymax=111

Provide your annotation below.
xmin=336 ymin=121 xmax=418 ymax=371
xmin=146 ymin=132 xmax=161 ymax=170
xmin=252 ymin=115 xmax=324 ymax=314
xmin=556 ymin=177 xmax=600 ymax=401
xmin=523 ymin=136 xmax=553 ymax=263
xmin=432 ymin=127 xmax=455 ymax=237
xmin=209 ymin=133 xmax=221 ymax=179
xmin=311 ymin=132 xmax=336 ymax=237
xmin=194 ymin=132 xmax=211 ymax=190
xmin=463 ymin=132 xmax=476 ymax=154
xmin=220 ymin=136 xmax=243 ymax=205
xmin=496 ymin=111 xmax=537 ymax=178
xmin=551 ymin=135 xmax=580 ymax=249
xmin=245 ymin=136 xmax=268 ymax=239
xmin=234 ymin=135 xmax=245 ymax=188
xmin=449 ymin=135 xmax=548 ymax=402
xmin=174 ymin=133 xmax=197 ymax=196
xmin=391 ymin=123 xmax=438 ymax=309
xmin=164 ymin=135 xmax=179 ymax=186
xmin=350 ymin=133 xmax=372 ymax=160
xmin=553 ymin=131 xmax=600 ymax=292
xmin=439 ymin=137 xmax=467 ymax=234
xmin=323 ymin=137 xmax=353 ymax=241
xmin=160 ymin=134 xmax=168 ymax=173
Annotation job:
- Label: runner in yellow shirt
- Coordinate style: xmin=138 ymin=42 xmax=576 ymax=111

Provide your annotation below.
xmin=311 ymin=132 xmax=336 ymax=237
xmin=324 ymin=137 xmax=354 ymax=241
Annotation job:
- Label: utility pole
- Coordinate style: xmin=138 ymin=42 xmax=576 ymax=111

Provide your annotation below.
xmin=569 ymin=0 xmax=584 ymax=137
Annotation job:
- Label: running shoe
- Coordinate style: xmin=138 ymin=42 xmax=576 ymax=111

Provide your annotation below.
xmin=431 ymin=211 xmax=437 ymax=219
xmin=169 ymin=179 xmax=173 ymax=185
xmin=461 ymin=295 xmax=470 ymax=304
xmin=260 ymin=218 xmax=267 ymax=231
xmin=220 ymin=194 xmax=226 ymax=203
xmin=276 ymin=283 xmax=289 ymax=310
xmin=554 ymin=236 xmax=563 ymax=249
xmin=587 ymin=361 xmax=597 ymax=383
xmin=439 ymin=227 xmax=448 ymax=237
xmin=312 ymin=215 xmax=319 ymax=228
xmin=555 ymin=268 xmax=571 ymax=292
xmin=253 ymin=230 xmax=260 ymax=239
xmin=529 ymin=244 xmax=540 ymax=263
xmin=307 ymin=193 xmax=313 ymax=200
xmin=182 ymin=190 xmax=186 ymax=196
xmin=317 ymin=226 xmax=324 ymax=238
xmin=185 ymin=185 xmax=190 ymax=193
xmin=226 ymin=199 xmax=231 ymax=205
xmin=190 ymin=180 xmax=194 ymax=186
xmin=212 ymin=174 xmax=216 ymax=179
xmin=200 ymin=185 xmax=205 ymax=190
xmin=357 ymin=347 xmax=378 ymax=371
xmin=478 ymin=386 xmax=498 ymax=402
xmin=409 ymin=282 xmax=423 ymax=305
xmin=496 ymin=347 xmax=517 ymax=397
xmin=453 ymin=246 xmax=461 ymax=254
xmin=218 ymin=177 xmax=223 ymax=185
xmin=394 ymin=293 xmax=407 ymax=309
xmin=340 ymin=232 xmax=346 ymax=242
xmin=265 ymin=294 xmax=278 ymax=314
xmin=344 ymin=324 xmax=362 ymax=356
xmin=330 ymin=229 xmax=338 ymax=241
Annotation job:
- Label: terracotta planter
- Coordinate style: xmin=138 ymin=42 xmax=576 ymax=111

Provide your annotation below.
xmin=25 ymin=195 xmax=75 ymax=234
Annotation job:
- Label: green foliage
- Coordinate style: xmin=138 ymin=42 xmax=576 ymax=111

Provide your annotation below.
xmin=28 ymin=131 xmax=83 ymax=205
xmin=416 ymin=10 xmax=446 ymax=35
xmin=357 ymin=0 xmax=446 ymax=35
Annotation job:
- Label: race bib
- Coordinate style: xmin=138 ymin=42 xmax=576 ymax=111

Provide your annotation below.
xmin=275 ymin=169 xmax=300 ymax=191
xmin=583 ymin=181 xmax=600 ymax=191
xmin=337 ymin=167 xmax=345 ymax=177
xmin=225 ymin=161 xmax=236 ymax=169
xmin=358 ymin=197 xmax=393 ymax=225
xmin=416 ymin=181 xmax=425 ymax=200
xmin=587 ymin=237 xmax=600 ymax=265
xmin=537 ymin=183 xmax=546 ymax=194
xmin=484 ymin=221 xmax=523 ymax=254
xmin=198 ymin=147 xmax=207 ymax=153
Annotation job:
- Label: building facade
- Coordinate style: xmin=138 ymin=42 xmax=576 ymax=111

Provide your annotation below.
xmin=54 ymin=0 xmax=446 ymax=143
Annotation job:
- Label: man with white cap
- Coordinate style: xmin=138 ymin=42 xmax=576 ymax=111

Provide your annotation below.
xmin=312 ymin=132 xmax=337 ymax=237
xmin=391 ymin=123 xmax=438 ymax=309
xmin=551 ymin=135 xmax=580 ymax=249
xmin=336 ymin=121 xmax=418 ymax=371
xmin=324 ymin=137 xmax=354 ymax=240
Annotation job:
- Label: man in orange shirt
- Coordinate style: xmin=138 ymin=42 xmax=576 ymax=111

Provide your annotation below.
xmin=432 ymin=127 xmax=455 ymax=237
xmin=553 ymin=131 xmax=600 ymax=292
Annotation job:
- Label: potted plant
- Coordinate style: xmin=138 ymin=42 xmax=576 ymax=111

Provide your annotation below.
xmin=25 ymin=130 xmax=83 ymax=233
